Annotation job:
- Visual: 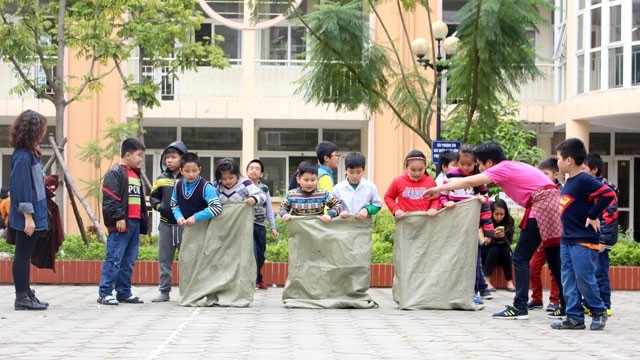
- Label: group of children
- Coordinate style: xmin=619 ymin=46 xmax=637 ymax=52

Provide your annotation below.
xmin=96 ymin=136 xmax=619 ymax=331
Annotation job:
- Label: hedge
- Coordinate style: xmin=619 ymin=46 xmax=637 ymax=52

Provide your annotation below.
xmin=1 ymin=210 xmax=639 ymax=266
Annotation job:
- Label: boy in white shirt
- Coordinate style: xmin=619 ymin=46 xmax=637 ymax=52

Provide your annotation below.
xmin=332 ymin=152 xmax=382 ymax=219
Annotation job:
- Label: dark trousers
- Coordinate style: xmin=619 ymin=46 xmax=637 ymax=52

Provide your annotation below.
xmin=512 ymin=219 xmax=564 ymax=310
xmin=481 ymin=244 xmax=513 ymax=280
xmin=474 ymin=246 xmax=488 ymax=293
xmin=253 ymin=223 xmax=267 ymax=284
xmin=13 ymin=230 xmax=45 ymax=293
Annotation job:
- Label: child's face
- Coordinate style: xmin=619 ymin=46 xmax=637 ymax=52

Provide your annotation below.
xmin=556 ymin=152 xmax=571 ymax=174
xmin=477 ymin=159 xmax=494 ymax=172
xmin=442 ymin=160 xmax=458 ymax=173
xmin=581 ymin=162 xmax=598 ymax=176
xmin=246 ymin=163 xmax=263 ymax=182
xmin=123 ymin=149 xmax=144 ymax=169
xmin=492 ymin=207 xmax=506 ymax=223
xmin=220 ymin=170 xmax=238 ymax=189
xmin=406 ymin=160 xmax=426 ymax=181
xmin=457 ymin=154 xmax=476 ymax=175
xmin=540 ymin=168 xmax=558 ymax=182
xmin=346 ymin=166 xmax=365 ymax=185
xmin=180 ymin=162 xmax=201 ymax=182
xmin=165 ymin=152 xmax=181 ymax=172
xmin=324 ymin=151 xmax=340 ymax=170
xmin=297 ymin=172 xmax=318 ymax=192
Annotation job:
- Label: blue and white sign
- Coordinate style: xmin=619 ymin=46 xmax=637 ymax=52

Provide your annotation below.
xmin=432 ymin=140 xmax=461 ymax=163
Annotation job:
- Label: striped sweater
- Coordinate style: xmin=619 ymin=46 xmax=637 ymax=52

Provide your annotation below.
xmin=213 ymin=176 xmax=266 ymax=206
xmin=279 ymin=187 xmax=343 ymax=218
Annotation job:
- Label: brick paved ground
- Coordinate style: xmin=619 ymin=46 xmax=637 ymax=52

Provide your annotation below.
xmin=0 ymin=285 xmax=638 ymax=359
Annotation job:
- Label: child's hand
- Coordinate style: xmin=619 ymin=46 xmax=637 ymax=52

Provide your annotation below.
xmin=356 ymin=208 xmax=368 ymax=220
xmin=586 ymin=217 xmax=600 ymax=232
xmin=444 ymin=201 xmax=456 ymax=208
xmin=271 ymin=228 xmax=279 ymax=239
xmin=177 ymin=218 xmax=186 ymax=227
xmin=426 ymin=208 xmax=437 ymax=217
xmin=186 ymin=216 xmax=196 ymax=226
xmin=394 ymin=209 xmax=405 ymax=219
xmin=476 ymin=194 xmax=485 ymax=203
xmin=339 ymin=211 xmax=349 ymax=219
xmin=320 ymin=214 xmax=331 ymax=223
xmin=598 ymin=243 xmax=605 ymax=253
xmin=483 ymin=237 xmax=492 ymax=245
xmin=115 ymin=219 xmax=126 ymax=233
xmin=282 ymin=214 xmax=292 ymax=222
xmin=246 ymin=197 xmax=256 ymax=206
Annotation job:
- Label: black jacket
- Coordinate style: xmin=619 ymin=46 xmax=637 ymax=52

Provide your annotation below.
xmin=149 ymin=141 xmax=187 ymax=224
xmin=102 ymin=164 xmax=148 ymax=235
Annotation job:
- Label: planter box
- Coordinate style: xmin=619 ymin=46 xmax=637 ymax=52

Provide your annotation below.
xmin=0 ymin=260 xmax=638 ymax=290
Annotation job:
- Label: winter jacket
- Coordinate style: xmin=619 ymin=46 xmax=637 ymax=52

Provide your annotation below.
xmin=149 ymin=141 xmax=187 ymax=224
xmin=102 ymin=164 xmax=148 ymax=235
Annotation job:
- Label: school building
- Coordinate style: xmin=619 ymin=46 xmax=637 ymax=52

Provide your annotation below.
xmin=0 ymin=1 xmax=638 ymax=239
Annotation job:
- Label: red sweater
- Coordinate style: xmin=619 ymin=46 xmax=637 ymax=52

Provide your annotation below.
xmin=384 ymin=172 xmax=440 ymax=214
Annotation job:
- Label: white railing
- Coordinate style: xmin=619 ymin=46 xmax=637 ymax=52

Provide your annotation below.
xmin=513 ymin=63 xmax=556 ymax=105
xmin=254 ymin=59 xmax=306 ymax=98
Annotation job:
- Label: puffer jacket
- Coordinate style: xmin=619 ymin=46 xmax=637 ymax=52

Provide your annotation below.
xmin=102 ymin=164 xmax=148 ymax=234
xmin=149 ymin=141 xmax=187 ymax=224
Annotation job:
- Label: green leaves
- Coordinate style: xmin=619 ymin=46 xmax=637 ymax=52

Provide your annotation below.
xmin=446 ymin=0 xmax=553 ymax=140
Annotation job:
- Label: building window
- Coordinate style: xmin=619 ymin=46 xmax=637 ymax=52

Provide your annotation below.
xmin=577 ymin=54 xmax=585 ymax=94
xmin=201 ymin=0 xmax=243 ymax=18
xmin=194 ymin=22 xmax=242 ymax=65
xmin=322 ymin=129 xmax=362 ymax=152
xmin=257 ymin=128 xmax=319 ymax=151
xmin=144 ymin=127 xmax=178 ymax=149
xmin=590 ymin=6 xmax=601 ymax=49
xmin=633 ymin=45 xmax=640 ymax=85
xmin=261 ymin=157 xmax=287 ymax=196
xmin=182 ymin=127 xmax=242 ymax=150
xmin=610 ymin=5 xmax=621 ymax=43
xmin=633 ymin=0 xmax=640 ymax=41
xmin=615 ymin=133 xmax=640 ymax=155
xmin=142 ymin=60 xmax=175 ymax=101
xmin=609 ymin=47 xmax=623 ymax=88
xmin=589 ymin=132 xmax=611 ymax=155
xmin=259 ymin=25 xmax=306 ymax=64
xmin=590 ymin=51 xmax=601 ymax=91
xmin=577 ymin=13 xmax=584 ymax=51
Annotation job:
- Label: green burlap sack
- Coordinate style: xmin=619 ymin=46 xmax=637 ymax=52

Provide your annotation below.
xmin=282 ymin=216 xmax=378 ymax=309
xmin=179 ymin=202 xmax=256 ymax=307
xmin=393 ymin=198 xmax=483 ymax=310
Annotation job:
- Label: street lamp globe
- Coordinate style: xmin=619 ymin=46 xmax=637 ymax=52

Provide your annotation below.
xmin=410 ymin=37 xmax=430 ymax=59
xmin=431 ymin=20 xmax=449 ymax=40
xmin=442 ymin=36 xmax=460 ymax=55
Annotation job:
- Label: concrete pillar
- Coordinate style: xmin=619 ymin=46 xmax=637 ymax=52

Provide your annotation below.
xmin=241 ymin=10 xmax=256 ymax=170
xmin=566 ymin=119 xmax=590 ymax=149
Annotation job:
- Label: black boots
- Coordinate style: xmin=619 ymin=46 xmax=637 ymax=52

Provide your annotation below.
xmin=15 ymin=289 xmax=48 ymax=310
xmin=28 ymin=288 xmax=49 ymax=307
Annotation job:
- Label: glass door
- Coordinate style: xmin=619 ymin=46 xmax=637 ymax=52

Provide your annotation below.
xmin=615 ymin=157 xmax=635 ymax=239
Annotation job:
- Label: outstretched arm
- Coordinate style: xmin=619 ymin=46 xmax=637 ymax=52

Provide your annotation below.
xmin=423 ymin=173 xmax=492 ymax=199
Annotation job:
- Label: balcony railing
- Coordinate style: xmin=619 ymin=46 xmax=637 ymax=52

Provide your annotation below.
xmin=513 ymin=63 xmax=555 ymax=106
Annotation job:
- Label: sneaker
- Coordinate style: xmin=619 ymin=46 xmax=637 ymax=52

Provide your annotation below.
xmin=151 ymin=292 xmax=170 ymax=302
xmin=547 ymin=307 xmax=566 ymax=319
xmin=118 ymin=295 xmax=144 ymax=304
xmin=256 ymin=281 xmax=268 ymax=290
xmin=97 ymin=295 xmax=119 ymax=305
xmin=607 ymin=308 xmax=613 ymax=317
xmin=590 ymin=312 xmax=608 ymax=330
xmin=493 ymin=305 xmax=529 ymax=320
xmin=546 ymin=303 xmax=559 ymax=312
xmin=480 ymin=289 xmax=493 ymax=299
xmin=583 ymin=305 xmax=591 ymax=315
xmin=474 ymin=296 xmax=484 ymax=305
xmin=527 ymin=301 xmax=543 ymax=310
xmin=550 ymin=317 xmax=586 ymax=330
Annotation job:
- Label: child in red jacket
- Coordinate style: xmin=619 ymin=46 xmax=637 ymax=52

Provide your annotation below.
xmin=384 ymin=150 xmax=439 ymax=218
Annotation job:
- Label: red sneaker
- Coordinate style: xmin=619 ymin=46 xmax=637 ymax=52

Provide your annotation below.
xmin=256 ymin=281 xmax=268 ymax=290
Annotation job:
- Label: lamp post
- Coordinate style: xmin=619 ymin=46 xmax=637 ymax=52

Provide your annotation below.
xmin=410 ymin=21 xmax=459 ymax=143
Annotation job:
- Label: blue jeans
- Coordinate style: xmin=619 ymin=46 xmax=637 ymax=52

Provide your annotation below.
xmin=253 ymin=223 xmax=267 ymax=283
xmin=595 ymin=250 xmax=611 ymax=309
xmin=475 ymin=245 xmax=488 ymax=293
xmin=99 ymin=219 xmax=140 ymax=299
xmin=561 ymin=242 xmax=605 ymax=322
xmin=512 ymin=219 xmax=564 ymax=310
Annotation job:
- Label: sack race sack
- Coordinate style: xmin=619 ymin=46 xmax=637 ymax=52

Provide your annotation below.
xmin=179 ymin=202 xmax=256 ymax=307
xmin=393 ymin=198 xmax=482 ymax=310
xmin=282 ymin=216 xmax=378 ymax=309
